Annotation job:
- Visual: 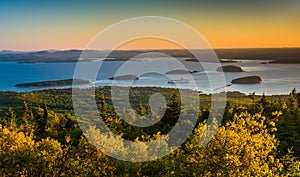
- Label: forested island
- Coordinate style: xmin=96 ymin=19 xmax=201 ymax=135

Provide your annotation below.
xmin=14 ymin=78 xmax=90 ymax=88
xmin=0 ymin=86 xmax=300 ymax=176
xmin=231 ymin=76 xmax=263 ymax=84
xmin=109 ymin=75 xmax=139 ymax=80
xmin=216 ymin=65 xmax=244 ymax=72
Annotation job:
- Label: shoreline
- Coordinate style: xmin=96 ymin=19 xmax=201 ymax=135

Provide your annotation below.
xmin=14 ymin=78 xmax=91 ymax=88
xmin=0 ymin=85 xmax=296 ymax=96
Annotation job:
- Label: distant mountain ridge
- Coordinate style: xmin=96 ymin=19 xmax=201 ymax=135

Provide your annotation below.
xmin=0 ymin=48 xmax=299 ymax=63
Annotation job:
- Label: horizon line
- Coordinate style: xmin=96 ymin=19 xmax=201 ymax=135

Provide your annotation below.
xmin=1 ymin=47 xmax=300 ymax=52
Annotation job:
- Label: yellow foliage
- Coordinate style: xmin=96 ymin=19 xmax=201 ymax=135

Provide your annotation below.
xmin=187 ymin=112 xmax=284 ymax=176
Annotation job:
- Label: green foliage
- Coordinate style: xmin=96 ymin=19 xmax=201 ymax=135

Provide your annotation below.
xmin=280 ymin=149 xmax=300 ymax=176
xmin=100 ymin=92 xmax=108 ymax=118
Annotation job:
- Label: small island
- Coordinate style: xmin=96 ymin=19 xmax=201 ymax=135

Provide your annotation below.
xmin=220 ymin=59 xmax=240 ymax=63
xmin=231 ymin=76 xmax=262 ymax=84
xmin=166 ymin=69 xmax=198 ymax=74
xmin=15 ymin=78 xmax=90 ymax=88
xmin=216 ymin=65 xmax=244 ymax=72
xmin=260 ymin=62 xmax=269 ymax=64
xmin=184 ymin=58 xmax=198 ymax=62
xmin=109 ymin=74 xmax=139 ymax=80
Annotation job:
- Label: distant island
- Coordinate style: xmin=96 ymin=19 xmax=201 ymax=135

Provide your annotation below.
xmin=109 ymin=75 xmax=139 ymax=80
xmin=219 ymin=59 xmax=240 ymax=63
xmin=186 ymin=58 xmax=240 ymax=63
xmin=231 ymin=76 xmax=262 ymax=84
xmin=14 ymin=78 xmax=90 ymax=88
xmin=166 ymin=69 xmax=198 ymax=74
xmin=216 ymin=65 xmax=244 ymax=72
xmin=0 ymin=48 xmax=300 ymax=63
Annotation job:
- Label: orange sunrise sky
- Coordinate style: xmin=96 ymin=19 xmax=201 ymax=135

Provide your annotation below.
xmin=0 ymin=0 xmax=299 ymax=51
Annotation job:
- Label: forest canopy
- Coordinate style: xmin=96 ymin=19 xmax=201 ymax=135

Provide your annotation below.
xmin=0 ymin=87 xmax=300 ymax=176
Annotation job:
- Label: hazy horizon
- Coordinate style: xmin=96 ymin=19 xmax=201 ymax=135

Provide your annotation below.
xmin=1 ymin=47 xmax=300 ymax=53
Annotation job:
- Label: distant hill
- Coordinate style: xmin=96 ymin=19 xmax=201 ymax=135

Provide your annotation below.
xmin=0 ymin=48 xmax=299 ymax=63
xmin=215 ymin=48 xmax=300 ymax=63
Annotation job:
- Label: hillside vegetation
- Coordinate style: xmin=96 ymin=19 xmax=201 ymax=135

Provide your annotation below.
xmin=0 ymin=87 xmax=300 ymax=176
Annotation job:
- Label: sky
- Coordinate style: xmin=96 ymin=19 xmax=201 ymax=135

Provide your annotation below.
xmin=0 ymin=0 xmax=299 ymax=50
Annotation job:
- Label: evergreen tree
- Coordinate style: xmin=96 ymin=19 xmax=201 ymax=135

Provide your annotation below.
xmin=28 ymin=110 xmax=34 ymax=124
xmin=6 ymin=107 xmax=16 ymax=128
xmin=165 ymin=90 xmax=181 ymax=120
xmin=100 ymin=92 xmax=107 ymax=118
xmin=276 ymin=89 xmax=300 ymax=156
xmin=136 ymin=101 xmax=146 ymax=116
xmin=21 ymin=101 xmax=28 ymax=125
xmin=156 ymin=90 xmax=182 ymax=133
xmin=222 ymin=101 xmax=234 ymax=124
xmin=288 ymin=88 xmax=298 ymax=111
xmin=35 ymin=104 xmax=48 ymax=139
xmin=249 ymin=92 xmax=256 ymax=102
xmin=259 ymin=93 xmax=269 ymax=107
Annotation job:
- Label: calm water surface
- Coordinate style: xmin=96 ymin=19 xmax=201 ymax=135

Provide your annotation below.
xmin=0 ymin=59 xmax=299 ymax=95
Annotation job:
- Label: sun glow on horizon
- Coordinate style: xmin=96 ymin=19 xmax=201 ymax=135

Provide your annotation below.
xmin=0 ymin=1 xmax=299 ymax=51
